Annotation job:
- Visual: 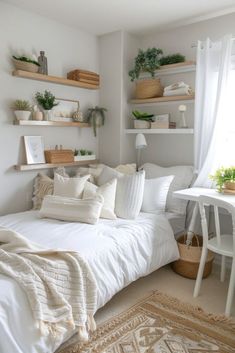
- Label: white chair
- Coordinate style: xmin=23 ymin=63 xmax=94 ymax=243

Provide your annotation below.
xmin=193 ymin=195 xmax=235 ymax=316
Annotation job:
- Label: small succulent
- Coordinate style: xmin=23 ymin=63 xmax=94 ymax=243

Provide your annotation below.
xmin=12 ymin=55 xmax=40 ymax=66
xmin=35 ymin=90 xmax=58 ymax=110
xmin=12 ymin=99 xmax=32 ymax=111
xmin=87 ymin=106 xmax=107 ymax=137
xmin=74 ymin=149 xmax=93 ymax=156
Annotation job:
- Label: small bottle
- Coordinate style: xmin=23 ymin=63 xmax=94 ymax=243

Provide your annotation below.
xmin=38 ymin=51 xmax=48 ymax=75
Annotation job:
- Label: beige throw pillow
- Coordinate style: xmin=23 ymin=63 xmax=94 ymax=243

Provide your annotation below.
xmin=83 ymin=179 xmax=117 ymax=219
xmin=53 ymin=174 xmax=89 ymax=198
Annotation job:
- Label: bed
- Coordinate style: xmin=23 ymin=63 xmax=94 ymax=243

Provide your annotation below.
xmin=0 ymin=209 xmax=181 ymax=353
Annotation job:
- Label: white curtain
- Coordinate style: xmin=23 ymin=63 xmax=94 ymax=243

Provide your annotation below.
xmin=193 ymin=34 xmax=233 ymax=187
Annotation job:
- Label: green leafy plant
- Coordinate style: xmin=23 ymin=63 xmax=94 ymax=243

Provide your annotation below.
xmin=128 ymin=48 xmax=163 ymax=81
xmin=74 ymin=149 xmax=93 ymax=156
xmin=210 ymin=166 xmax=235 ymax=192
xmin=12 ymin=99 xmax=32 ymax=111
xmin=159 ymin=53 xmax=185 ymax=66
xmin=12 ymin=55 xmax=40 ymax=66
xmin=132 ymin=110 xmax=154 ymax=121
xmin=87 ymin=106 xmax=107 ymax=137
xmin=35 ymin=90 xmax=58 ymax=110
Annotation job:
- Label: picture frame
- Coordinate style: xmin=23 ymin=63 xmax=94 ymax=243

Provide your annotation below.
xmin=52 ymin=97 xmax=81 ymax=122
xmin=24 ymin=136 xmax=45 ymax=164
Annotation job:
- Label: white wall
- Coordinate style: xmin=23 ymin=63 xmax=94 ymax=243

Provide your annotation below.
xmin=0 ymin=2 xmax=99 ymax=215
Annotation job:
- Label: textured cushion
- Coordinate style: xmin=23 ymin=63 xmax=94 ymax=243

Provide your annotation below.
xmin=141 ymin=176 xmax=174 ymax=213
xmin=115 ymin=163 xmax=136 ymax=175
xmin=40 ymin=195 xmax=104 ymax=224
xmin=75 ymin=166 xmax=102 ymax=184
xmin=83 ymin=179 xmax=117 ymax=220
xmin=53 ymin=174 xmax=89 ymax=198
xmin=141 ymin=163 xmax=194 ymax=215
xmin=97 ymin=166 xmax=145 ymax=219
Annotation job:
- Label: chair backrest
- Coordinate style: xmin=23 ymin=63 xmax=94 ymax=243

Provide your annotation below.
xmin=199 ymin=195 xmax=235 ymax=251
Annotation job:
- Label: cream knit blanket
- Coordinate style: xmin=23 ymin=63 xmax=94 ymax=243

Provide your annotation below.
xmin=0 ymin=227 xmax=97 ymax=341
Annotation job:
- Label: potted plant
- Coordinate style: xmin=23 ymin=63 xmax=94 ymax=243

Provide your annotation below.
xmin=159 ymin=53 xmax=185 ymax=66
xmin=35 ymin=90 xmax=58 ymax=121
xmin=210 ymin=166 xmax=235 ymax=193
xmin=12 ymin=100 xmax=32 ymax=121
xmin=132 ymin=110 xmax=154 ymax=129
xmin=129 ymin=48 xmax=164 ymax=99
xmin=86 ymin=106 xmax=107 ymax=137
xmin=74 ymin=149 xmax=96 ymax=161
xmin=12 ymin=55 xmax=40 ymax=73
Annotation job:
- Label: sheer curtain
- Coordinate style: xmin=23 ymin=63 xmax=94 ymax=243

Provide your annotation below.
xmin=193 ymin=34 xmax=233 ymax=187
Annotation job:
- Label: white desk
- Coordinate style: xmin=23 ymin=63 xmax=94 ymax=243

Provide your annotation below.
xmin=174 ymin=187 xmax=235 ymax=242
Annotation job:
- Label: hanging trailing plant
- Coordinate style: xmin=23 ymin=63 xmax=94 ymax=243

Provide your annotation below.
xmin=86 ymin=106 xmax=107 ymax=137
xmin=128 ymin=47 xmax=163 ymax=81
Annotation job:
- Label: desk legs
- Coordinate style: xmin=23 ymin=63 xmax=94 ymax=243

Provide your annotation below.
xmin=186 ymin=202 xmax=199 ymax=245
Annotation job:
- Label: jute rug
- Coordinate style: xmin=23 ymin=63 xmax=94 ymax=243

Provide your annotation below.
xmin=58 ymin=291 xmax=235 ymax=353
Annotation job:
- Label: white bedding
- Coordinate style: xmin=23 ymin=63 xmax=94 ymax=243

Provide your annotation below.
xmin=0 ymin=210 xmax=179 ymax=353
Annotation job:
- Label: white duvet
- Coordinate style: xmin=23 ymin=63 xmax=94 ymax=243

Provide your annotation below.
xmin=0 ymin=210 xmax=179 ymax=353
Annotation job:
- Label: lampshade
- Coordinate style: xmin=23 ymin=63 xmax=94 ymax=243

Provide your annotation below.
xmin=135 ymin=133 xmax=147 ymax=149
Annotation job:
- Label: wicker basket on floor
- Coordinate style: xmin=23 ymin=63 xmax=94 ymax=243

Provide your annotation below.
xmin=135 ymin=78 xmax=163 ymax=99
xmin=171 ymin=234 xmax=214 ymax=279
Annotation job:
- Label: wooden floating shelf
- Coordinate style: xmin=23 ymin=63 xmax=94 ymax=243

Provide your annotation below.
xmin=130 ymin=95 xmax=194 ymax=105
xmin=15 ymin=159 xmax=98 ymax=171
xmin=14 ymin=120 xmax=90 ymax=127
xmin=139 ymin=61 xmax=196 ymax=78
xmin=125 ymin=129 xmax=194 ymax=134
xmin=12 ymin=70 xmax=99 ymax=90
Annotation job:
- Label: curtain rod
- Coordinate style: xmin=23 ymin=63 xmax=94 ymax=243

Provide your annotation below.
xmin=191 ymin=37 xmax=235 ymax=48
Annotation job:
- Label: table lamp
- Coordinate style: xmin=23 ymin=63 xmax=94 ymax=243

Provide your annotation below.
xmin=135 ymin=133 xmax=147 ymax=170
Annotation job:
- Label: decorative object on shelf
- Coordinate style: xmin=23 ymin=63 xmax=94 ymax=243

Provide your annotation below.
xmin=38 ymin=51 xmax=48 ymax=75
xmin=210 ymin=166 xmax=235 ymax=193
xmin=135 ymin=78 xmax=163 ymax=99
xmin=24 ymin=135 xmax=45 ymax=164
xmin=35 ymin=90 xmax=58 ymax=121
xmin=87 ymin=106 xmax=107 ymax=137
xmin=132 ymin=110 xmax=154 ymax=129
xmin=178 ymin=104 xmax=188 ymax=128
xmin=32 ymin=105 xmax=43 ymax=121
xmin=135 ymin=133 xmax=147 ymax=169
xmin=72 ymin=101 xmax=84 ymax=122
xmin=129 ymin=48 xmax=163 ymax=81
xmin=51 ymin=98 xmax=80 ymax=122
xmin=67 ymin=69 xmax=100 ymax=87
xmin=159 ymin=53 xmax=185 ymax=66
xmin=151 ymin=113 xmax=171 ymax=129
xmin=172 ymin=234 xmax=214 ymax=279
xmin=12 ymin=55 xmax=40 ymax=73
xmin=12 ymin=99 xmax=32 ymax=121
xmin=74 ymin=149 xmax=96 ymax=162
xmin=164 ymin=82 xmax=193 ymax=97
xmin=44 ymin=149 xmax=74 ymax=164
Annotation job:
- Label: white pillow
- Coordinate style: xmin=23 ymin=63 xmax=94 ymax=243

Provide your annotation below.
xmin=97 ymin=166 xmax=122 ymax=186
xmin=53 ymin=174 xmax=89 ymax=198
xmin=141 ymin=163 xmax=194 ymax=215
xmin=83 ymin=179 xmax=117 ymax=220
xmin=40 ymin=195 xmax=104 ymax=224
xmin=141 ymin=176 xmax=174 ymax=213
xmin=115 ymin=170 xmax=145 ymax=219
xmin=115 ymin=163 xmax=136 ymax=174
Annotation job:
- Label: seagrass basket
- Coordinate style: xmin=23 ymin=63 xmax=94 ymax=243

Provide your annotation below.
xmin=172 ymin=234 xmax=214 ymax=279
xmin=135 ymin=78 xmax=163 ymax=99
xmin=13 ymin=59 xmax=39 ymax=73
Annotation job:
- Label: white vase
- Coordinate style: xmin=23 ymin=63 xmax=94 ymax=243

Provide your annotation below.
xmin=43 ymin=110 xmax=53 ymax=121
xmin=14 ymin=110 xmax=31 ymax=121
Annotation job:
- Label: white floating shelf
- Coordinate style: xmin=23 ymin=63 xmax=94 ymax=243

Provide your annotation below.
xmin=139 ymin=61 xmax=196 ymax=78
xmin=125 ymin=129 xmax=194 ymax=134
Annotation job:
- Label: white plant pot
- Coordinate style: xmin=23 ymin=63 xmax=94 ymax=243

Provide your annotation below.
xmin=74 ymin=155 xmax=96 ymax=162
xmin=43 ymin=110 xmax=53 ymax=121
xmin=134 ymin=120 xmax=151 ymax=129
xmin=14 ymin=110 xmax=31 ymax=121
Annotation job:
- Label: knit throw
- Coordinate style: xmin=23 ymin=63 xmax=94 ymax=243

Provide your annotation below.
xmin=0 ymin=227 xmax=97 ymax=342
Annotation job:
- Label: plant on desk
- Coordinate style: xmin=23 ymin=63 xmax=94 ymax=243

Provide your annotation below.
xmin=210 ymin=166 xmax=235 ymax=192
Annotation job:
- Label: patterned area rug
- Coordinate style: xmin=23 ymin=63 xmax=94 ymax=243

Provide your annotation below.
xmin=58 ymin=291 xmax=235 ymax=353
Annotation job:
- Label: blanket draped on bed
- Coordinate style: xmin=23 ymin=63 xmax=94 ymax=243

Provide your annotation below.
xmin=0 ymin=227 xmax=97 ymax=341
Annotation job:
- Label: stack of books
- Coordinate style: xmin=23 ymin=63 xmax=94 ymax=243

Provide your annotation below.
xmin=67 ymin=69 xmax=100 ymax=87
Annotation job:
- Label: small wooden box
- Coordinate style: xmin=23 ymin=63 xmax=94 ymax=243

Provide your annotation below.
xmin=44 ymin=149 xmax=74 ymax=164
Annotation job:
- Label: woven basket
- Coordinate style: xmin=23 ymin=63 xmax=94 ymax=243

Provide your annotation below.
xmin=135 ymin=79 xmax=163 ymax=99
xmin=13 ymin=59 xmax=39 ymax=73
xmin=224 ymin=181 xmax=235 ymax=190
xmin=171 ymin=234 xmax=214 ymax=279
